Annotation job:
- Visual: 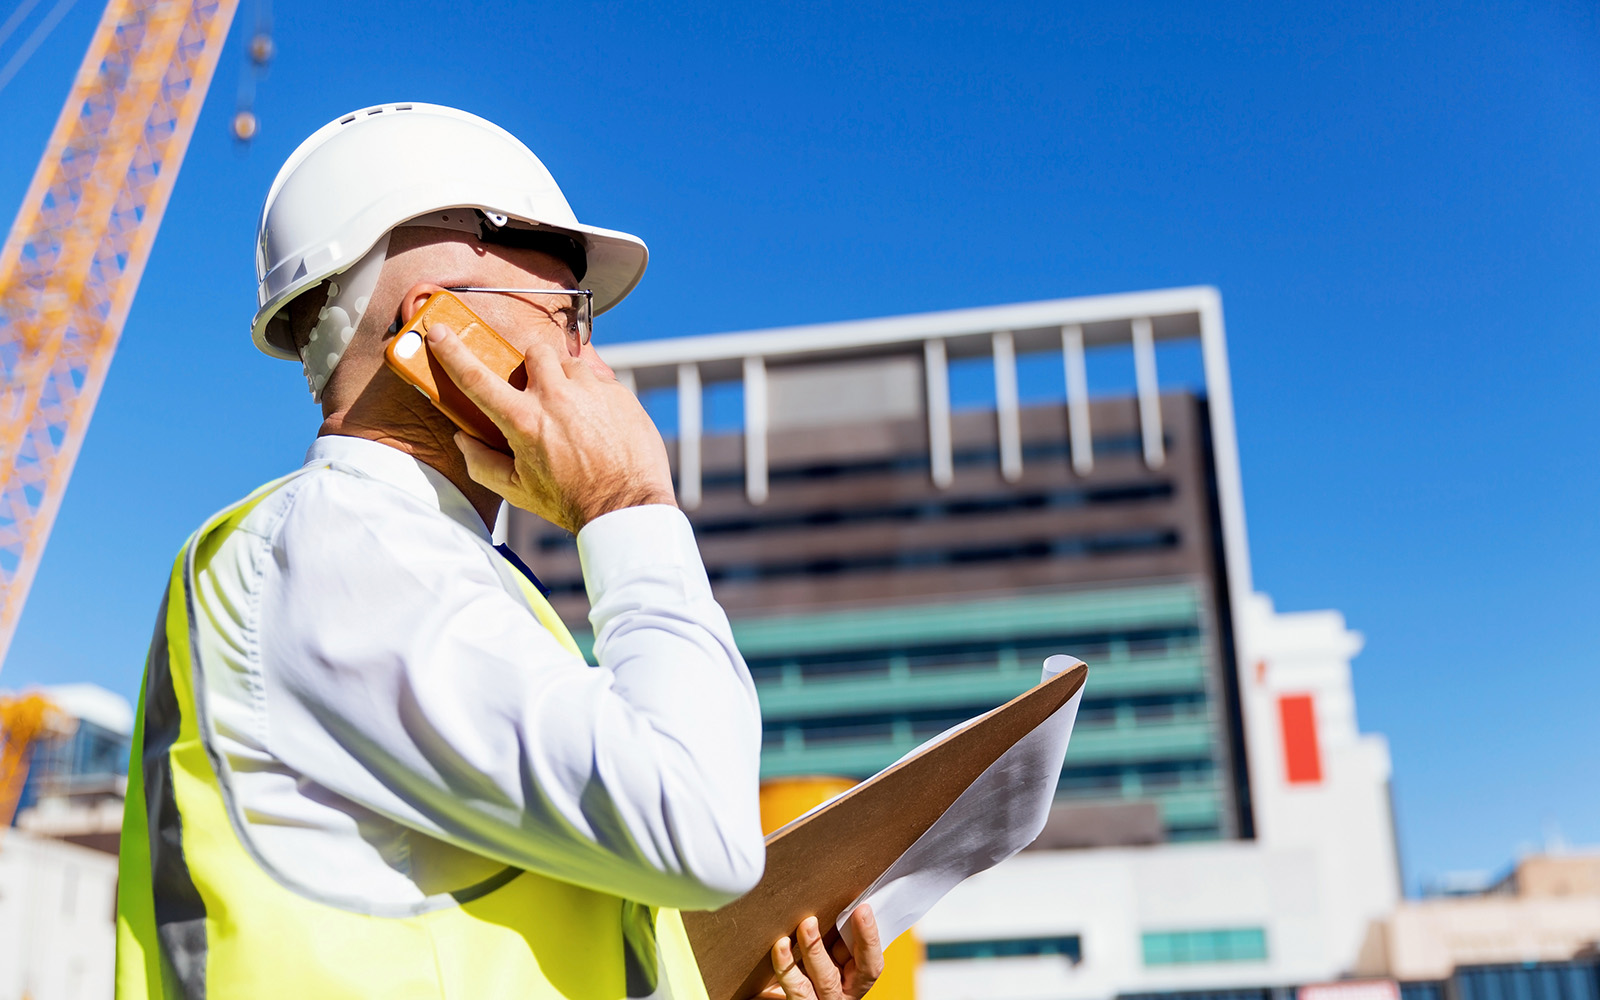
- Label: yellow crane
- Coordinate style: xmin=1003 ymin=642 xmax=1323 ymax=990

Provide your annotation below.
xmin=0 ymin=0 xmax=239 ymax=669
xmin=0 ymin=690 xmax=74 ymax=841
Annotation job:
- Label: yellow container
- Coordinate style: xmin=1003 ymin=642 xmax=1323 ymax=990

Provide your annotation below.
xmin=758 ymin=777 xmax=921 ymax=1000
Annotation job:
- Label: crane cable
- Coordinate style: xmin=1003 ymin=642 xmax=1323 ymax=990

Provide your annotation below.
xmin=0 ymin=0 xmax=46 ymax=50
xmin=0 ymin=0 xmax=82 ymax=97
xmin=229 ymin=0 xmax=270 ymax=142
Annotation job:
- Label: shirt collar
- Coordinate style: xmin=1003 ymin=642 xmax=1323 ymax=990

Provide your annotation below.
xmin=304 ymin=435 xmax=496 ymax=541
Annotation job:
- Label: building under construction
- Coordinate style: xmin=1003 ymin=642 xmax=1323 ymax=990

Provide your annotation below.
xmin=509 ymin=286 xmax=1408 ymax=1000
xmin=512 ymin=286 xmax=1255 ymax=847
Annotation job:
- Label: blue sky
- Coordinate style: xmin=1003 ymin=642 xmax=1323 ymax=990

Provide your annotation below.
xmin=0 ymin=0 xmax=1594 ymax=890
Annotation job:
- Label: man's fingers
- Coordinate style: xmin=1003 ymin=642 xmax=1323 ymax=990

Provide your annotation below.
xmin=520 ymin=334 xmax=573 ymax=391
xmin=797 ymin=917 xmax=844 ymax=1000
xmin=847 ymin=905 xmax=885 ymax=992
xmin=769 ymin=936 xmax=816 ymax=1000
xmin=423 ymin=321 xmax=527 ymax=434
xmin=455 ymin=431 xmax=515 ymax=493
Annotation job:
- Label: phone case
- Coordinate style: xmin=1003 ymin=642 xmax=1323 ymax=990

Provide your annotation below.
xmin=383 ymin=291 xmax=526 ymax=452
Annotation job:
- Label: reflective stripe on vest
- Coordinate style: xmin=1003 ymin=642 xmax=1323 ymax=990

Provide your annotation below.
xmin=114 ymin=467 xmax=710 ymax=1000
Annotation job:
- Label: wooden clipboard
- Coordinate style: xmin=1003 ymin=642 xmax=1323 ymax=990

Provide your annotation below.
xmin=682 ymin=661 xmax=1088 ymax=1000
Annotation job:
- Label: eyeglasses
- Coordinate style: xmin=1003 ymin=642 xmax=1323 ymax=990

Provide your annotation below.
xmin=444 ymin=286 xmax=594 ymax=348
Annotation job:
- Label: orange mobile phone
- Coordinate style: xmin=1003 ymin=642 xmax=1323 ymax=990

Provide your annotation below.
xmin=383 ymin=291 xmax=525 ymax=453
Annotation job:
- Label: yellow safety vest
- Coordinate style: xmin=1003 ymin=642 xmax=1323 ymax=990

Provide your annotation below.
xmin=115 ymin=468 xmax=711 ymax=1000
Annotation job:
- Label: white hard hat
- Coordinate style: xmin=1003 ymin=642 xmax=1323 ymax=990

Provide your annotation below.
xmin=250 ymin=102 xmax=648 ymax=361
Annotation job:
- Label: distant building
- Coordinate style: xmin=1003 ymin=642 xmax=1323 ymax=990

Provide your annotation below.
xmin=1360 ymin=853 xmax=1600 ymax=981
xmin=510 ymin=286 xmax=1405 ymax=998
xmin=13 ymin=682 xmax=131 ymax=854
xmin=0 ymin=683 xmax=128 ymax=1000
xmin=919 ymin=593 xmax=1401 ymax=1000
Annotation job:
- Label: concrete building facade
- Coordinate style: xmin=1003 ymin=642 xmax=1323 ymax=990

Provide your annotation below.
xmin=506 ymin=286 xmax=1406 ymax=998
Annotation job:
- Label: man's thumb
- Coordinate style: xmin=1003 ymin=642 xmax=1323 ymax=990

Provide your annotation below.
xmin=455 ymin=431 xmax=515 ymax=492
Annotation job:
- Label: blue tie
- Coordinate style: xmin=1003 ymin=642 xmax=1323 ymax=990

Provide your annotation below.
xmin=494 ymin=543 xmax=552 ymax=598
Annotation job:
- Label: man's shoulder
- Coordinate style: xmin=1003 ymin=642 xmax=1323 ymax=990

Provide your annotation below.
xmin=220 ymin=462 xmax=365 ymax=538
xmin=258 ymin=463 xmax=494 ymax=571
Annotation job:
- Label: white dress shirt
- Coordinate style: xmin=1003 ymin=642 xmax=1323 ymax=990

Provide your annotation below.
xmin=193 ymin=435 xmax=765 ymax=913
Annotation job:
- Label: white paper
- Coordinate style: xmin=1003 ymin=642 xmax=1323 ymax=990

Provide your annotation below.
xmin=838 ymin=654 xmax=1084 ymax=948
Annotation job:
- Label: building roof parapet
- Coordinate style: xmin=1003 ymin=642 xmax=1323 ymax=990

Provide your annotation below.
xmin=600 ymin=285 xmax=1221 ymax=381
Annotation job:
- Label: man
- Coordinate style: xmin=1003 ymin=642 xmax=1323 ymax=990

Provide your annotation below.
xmin=115 ymin=104 xmax=881 ymax=1000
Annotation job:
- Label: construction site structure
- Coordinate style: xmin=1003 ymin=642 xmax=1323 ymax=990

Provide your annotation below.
xmin=0 ymin=689 xmax=72 ymax=838
xmin=0 ymin=0 xmax=239 ymax=669
xmin=515 ymin=288 xmax=1405 ymax=1000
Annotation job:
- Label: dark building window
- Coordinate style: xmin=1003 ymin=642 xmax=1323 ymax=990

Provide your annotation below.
xmin=1453 ymin=960 xmax=1600 ymax=1000
xmin=695 ymin=435 xmax=1156 ymax=494
xmin=926 ymin=935 xmax=1083 ymax=962
xmin=1400 ymin=982 xmax=1446 ymax=1000
xmin=536 ymin=526 xmax=1182 ymax=596
xmin=764 ymin=697 xmax=1210 ymax=750
xmin=685 ymin=483 xmax=1174 ymax=540
xmin=745 ymin=626 xmax=1203 ymax=684
xmin=1121 ymin=990 xmax=1273 ymax=1000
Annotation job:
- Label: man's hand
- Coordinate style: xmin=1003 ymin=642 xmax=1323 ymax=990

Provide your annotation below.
xmin=756 ymin=905 xmax=884 ymax=1000
xmin=424 ymin=322 xmax=676 ymax=531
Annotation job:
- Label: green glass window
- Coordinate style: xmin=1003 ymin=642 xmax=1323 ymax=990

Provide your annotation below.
xmin=926 ymin=936 xmax=1083 ymax=963
xmin=1141 ymin=928 xmax=1267 ymax=965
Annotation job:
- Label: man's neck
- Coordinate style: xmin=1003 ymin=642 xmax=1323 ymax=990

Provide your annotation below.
xmin=318 ymin=388 xmax=503 ymax=529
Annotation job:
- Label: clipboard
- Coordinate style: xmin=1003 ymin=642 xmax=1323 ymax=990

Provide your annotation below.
xmin=682 ymin=661 xmax=1088 ymax=1000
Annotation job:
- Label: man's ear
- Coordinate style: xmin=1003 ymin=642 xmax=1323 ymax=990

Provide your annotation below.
xmin=397 ymin=282 xmax=448 ymax=327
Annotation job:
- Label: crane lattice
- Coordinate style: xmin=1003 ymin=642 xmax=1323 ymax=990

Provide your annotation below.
xmin=0 ymin=0 xmax=238 ymax=668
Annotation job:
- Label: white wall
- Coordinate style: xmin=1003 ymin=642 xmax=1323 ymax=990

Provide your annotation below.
xmin=0 ymin=830 xmax=118 ymax=1000
xmin=919 ymin=843 xmax=1344 ymax=1000
xmin=1239 ymin=594 xmax=1403 ymax=972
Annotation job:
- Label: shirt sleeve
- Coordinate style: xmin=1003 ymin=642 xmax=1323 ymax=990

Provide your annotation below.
xmin=255 ymin=472 xmax=766 ymax=910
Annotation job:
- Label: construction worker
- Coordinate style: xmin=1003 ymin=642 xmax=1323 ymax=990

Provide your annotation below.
xmin=114 ymin=103 xmax=883 ymax=1000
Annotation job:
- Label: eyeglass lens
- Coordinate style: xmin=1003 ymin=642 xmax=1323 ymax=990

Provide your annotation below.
xmin=571 ymin=294 xmax=592 ymax=347
xmin=444 ymin=288 xmax=592 ymax=347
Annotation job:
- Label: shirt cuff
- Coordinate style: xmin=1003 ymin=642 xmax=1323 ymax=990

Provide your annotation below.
xmin=575 ymin=504 xmax=713 ymax=607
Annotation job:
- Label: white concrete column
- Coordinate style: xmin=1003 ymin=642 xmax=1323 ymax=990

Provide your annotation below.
xmin=1062 ymin=325 xmax=1093 ymax=475
xmin=677 ymin=363 xmax=702 ymax=510
xmin=1132 ymin=317 xmax=1165 ymax=469
xmin=1197 ymin=289 xmax=1253 ymax=612
xmin=924 ymin=338 xmax=953 ymax=488
xmin=743 ymin=356 xmax=769 ymax=505
xmin=614 ymin=369 xmax=636 ymax=395
xmin=992 ymin=330 xmax=1022 ymax=482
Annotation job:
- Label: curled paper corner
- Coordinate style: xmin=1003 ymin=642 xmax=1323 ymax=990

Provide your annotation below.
xmin=1043 ymin=653 xmax=1085 ymax=680
xmin=837 ymin=655 xmax=1085 ymax=950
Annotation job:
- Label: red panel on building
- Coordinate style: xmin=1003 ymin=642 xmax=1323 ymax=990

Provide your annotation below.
xmin=1279 ymin=694 xmax=1323 ymax=784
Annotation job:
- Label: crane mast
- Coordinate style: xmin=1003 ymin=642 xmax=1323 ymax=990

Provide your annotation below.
xmin=0 ymin=0 xmax=238 ymax=668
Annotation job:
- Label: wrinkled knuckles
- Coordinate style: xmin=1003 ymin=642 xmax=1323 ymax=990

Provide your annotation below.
xmin=455 ymin=365 xmax=493 ymax=394
xmin=508 ymin=414 xmax=540 ymax=440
